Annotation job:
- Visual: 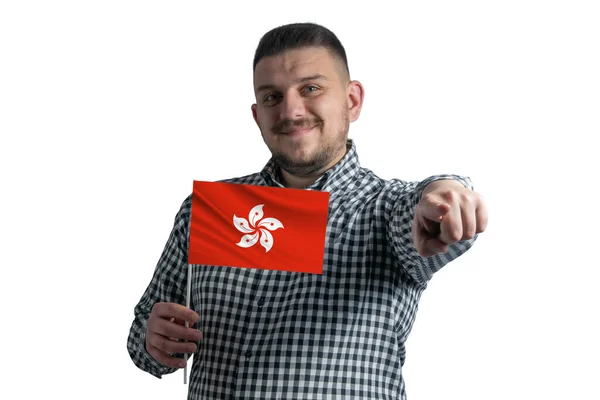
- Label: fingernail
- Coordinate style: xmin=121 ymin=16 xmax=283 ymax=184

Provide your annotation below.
xmin=178 ymin=360 xmax=186 ymax=368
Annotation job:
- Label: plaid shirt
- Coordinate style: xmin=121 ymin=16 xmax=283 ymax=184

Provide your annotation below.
xmin=128 ymin=139 xmax=477 ymax=399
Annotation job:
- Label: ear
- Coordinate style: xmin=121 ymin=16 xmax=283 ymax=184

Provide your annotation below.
xmin=346 ymin=80 xmax=364 ymax=123
xmin=251 ymin=103 xmax=259 ymax=127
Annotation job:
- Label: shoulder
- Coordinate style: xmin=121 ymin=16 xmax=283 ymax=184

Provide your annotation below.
xmin=177 ymin=171 xmax=265 ymax=215
xmin=216 ymin=171 xmax=265 ymax=186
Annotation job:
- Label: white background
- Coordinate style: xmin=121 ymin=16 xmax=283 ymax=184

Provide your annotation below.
xmin=1 ymin=1 xmax=598 ymax=399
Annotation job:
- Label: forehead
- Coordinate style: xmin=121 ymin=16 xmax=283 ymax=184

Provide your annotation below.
xmin=253 ymin=47 xmax=340 ymax=88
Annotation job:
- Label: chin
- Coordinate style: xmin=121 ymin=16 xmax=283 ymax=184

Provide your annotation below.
xmin=286 ymin=143 xmax=318 ymax=161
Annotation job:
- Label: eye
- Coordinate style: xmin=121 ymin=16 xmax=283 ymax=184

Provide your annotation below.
xmin=263 ymin=93 xmax=281 ymax=104
xmin=303 ymin=85 xmax=319 ymax=93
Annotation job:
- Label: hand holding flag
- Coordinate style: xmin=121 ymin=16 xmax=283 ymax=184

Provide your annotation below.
xmin=145 ymin=303 xmax=203 ymax=368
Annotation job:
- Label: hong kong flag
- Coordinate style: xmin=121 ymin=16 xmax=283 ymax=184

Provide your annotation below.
xmin=188 ymin=181 xmax=330 ymax=274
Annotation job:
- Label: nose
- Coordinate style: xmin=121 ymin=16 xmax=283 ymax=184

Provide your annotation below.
xmin=278 ymin=91 xmax=306 ymax=121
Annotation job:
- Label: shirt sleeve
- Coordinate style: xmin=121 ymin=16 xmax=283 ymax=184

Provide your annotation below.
xmin=127 ymin=195 xmax=192 ymax=378
xmin=386 ymin=174 xmax=478 ymax=287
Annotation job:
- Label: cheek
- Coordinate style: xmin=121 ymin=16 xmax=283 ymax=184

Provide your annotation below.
xmin=311 ymin=96 xmax=342 ymax=121
xmin=259 ymin=109 xmax=278 ymax=127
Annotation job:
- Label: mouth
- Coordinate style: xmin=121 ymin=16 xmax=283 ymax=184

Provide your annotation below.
xmin=280 ymin=126 xmax=316 ymax=137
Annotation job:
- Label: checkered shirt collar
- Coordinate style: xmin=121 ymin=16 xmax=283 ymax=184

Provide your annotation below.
xmin=260 ymin=139 xmax=360 ymax=193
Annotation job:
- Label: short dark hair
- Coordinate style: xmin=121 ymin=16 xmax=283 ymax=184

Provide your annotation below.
xmin=253 ymin=22 xmax=349 ymax=76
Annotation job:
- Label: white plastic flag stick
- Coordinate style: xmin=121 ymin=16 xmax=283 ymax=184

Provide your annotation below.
xmin=184 ymin=263 xmax=192 ymax=384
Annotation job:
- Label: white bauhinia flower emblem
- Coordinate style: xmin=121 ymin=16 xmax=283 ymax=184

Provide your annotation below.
xmin=233 ymin=204 xmax=284 ymax=252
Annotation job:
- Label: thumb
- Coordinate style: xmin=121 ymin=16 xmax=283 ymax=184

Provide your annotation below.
xmin=418 ymin=200 xmax=450 ymax=222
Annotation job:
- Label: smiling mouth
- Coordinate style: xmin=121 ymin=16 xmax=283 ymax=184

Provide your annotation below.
xmin=280 ymin=126 xmax=316 ymax=137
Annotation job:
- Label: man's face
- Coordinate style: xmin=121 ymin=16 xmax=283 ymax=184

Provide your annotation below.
xmin=252 ymin=46 xmax=362 ymax=177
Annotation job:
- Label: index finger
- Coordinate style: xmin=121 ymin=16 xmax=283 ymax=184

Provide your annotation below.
xmin=152 ymin=302 xmax=199 ymax=323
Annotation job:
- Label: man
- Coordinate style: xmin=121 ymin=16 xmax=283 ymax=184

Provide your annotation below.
xmin=128 ymin=22 xmax=488 ymax=399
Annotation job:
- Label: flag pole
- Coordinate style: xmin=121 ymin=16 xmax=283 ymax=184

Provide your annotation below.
xmin=184 ymin=262 xmax=191 ymax=384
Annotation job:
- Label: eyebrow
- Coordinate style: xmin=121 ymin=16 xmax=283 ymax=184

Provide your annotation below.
xmin=255 ymin=74 xmax=328 ymax=93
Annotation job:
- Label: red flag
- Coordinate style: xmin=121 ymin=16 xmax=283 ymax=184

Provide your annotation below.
xmin=188 ymin=180 xmax=330 ymax=274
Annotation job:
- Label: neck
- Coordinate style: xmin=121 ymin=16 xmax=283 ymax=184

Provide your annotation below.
xmin=279 ymin=169 xmax=321 ymax=189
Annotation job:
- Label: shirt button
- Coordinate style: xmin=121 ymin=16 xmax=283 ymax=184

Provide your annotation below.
xmin=244 ymin=350 xmax=252 ymax=358
xmin=257 ymin=298 xmax=265 ymax=308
